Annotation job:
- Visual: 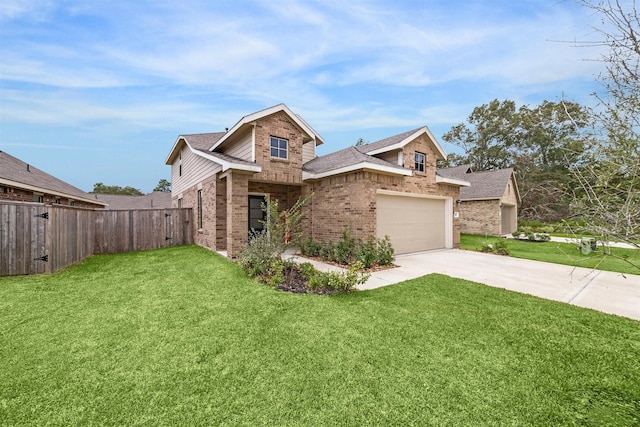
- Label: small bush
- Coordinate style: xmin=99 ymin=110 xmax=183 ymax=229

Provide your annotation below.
xmin=479 ymin=240 xmax=510 ymax=256
xmin=375 ymin=236 xmax=395 ymax=266
xmin=300 ymin=237 xmax=323 ymax=257
xmin=300 ymin=231 xmax=395 ymax=269
xmin=238 ymin=231 xmax=280 ymax=278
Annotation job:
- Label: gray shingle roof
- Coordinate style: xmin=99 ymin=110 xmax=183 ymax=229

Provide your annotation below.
xmin=182 ymin=132 xmax=226 ymax=151
xmin=303 ymin=146 xmax=407 ymax=174
xmin=438 ymin=165 xmax=514 ymax=200
xmin=93 ymin=192 xmax=172 ymax=210
xmin=0 ymin=150 xmax=105 ymax=204
xmin=356 ymin=127 xmax=423 ymax=154
xmin=181 ymin=132 xmax=259 ymax=168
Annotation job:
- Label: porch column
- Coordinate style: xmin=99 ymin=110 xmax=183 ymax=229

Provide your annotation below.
xmin=226 ymin=171 xmax=249 ymax=258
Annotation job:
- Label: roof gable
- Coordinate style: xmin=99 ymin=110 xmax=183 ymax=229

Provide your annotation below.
xmin=357 ymin=126 xmax=447 ymax=160
xmin=0 ymin=150 xmax=106 ymax=206
xmin=210 ymin=104 xmax=325 ymax=153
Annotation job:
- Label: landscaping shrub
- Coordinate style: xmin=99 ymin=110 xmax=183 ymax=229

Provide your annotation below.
xmin=299 ymin=231 xmax=395 ymax=269
xmin=479 ymin=239 xmax=510 ymax=255
xmin=238 ymin=231 xmax=280 ymax=278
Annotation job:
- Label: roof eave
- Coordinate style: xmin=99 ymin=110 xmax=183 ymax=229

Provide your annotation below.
xmin=165 ymin=136 xmax=185 ymax=165
xmin=0 ymin=177 xmax=108 ymax=206
xmin=303 ymin=162 xmax=412 ymax=181
xmin=435 ymin=176 xmax=470 ymax=187
xmin=190 ymin=146 xmax=262 ymax=173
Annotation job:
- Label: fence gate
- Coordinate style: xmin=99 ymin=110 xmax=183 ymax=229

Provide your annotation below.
xmin=0 ymin=203 xmax=49 ymax=276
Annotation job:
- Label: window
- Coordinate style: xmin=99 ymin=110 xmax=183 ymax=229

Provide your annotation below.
xmin=414 ymin=151 xmax=425 ymax=172
xmin=33 ymin=193 xmax=44 ymax=203
xmin=270 ymin=136 xmax=288 ymax=159
xmin=178 ymin=198 xmax=183 ymax=208
xmin=179 ymin=150 xmax=182 ymax=176
xmin=197 ymin=190 xmax=203 ymax=229
xmin=2 ymin=186 xmax=8 ymax=194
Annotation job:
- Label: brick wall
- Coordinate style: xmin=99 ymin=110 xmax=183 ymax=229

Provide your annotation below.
xmin=459 ymin=199 xmax=501 ymax=235
xmin=0 ymin=185 xmax=104 ymax=209
xmin=303 ymin=167 xmax=462 ymax=247
xmin=177 ymin=174 xmax=218 ymax=250
xmin=252 ymin=111 xmax=304 ymax=184
xmin=226 ymin=172 xmax=249 ymax=258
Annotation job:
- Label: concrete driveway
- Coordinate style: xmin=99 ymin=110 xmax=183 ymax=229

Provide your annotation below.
xmin=357 ymin=249 xmax=640 ymax=321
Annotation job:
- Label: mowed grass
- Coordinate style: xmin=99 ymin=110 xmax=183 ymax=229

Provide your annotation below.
xmin=461 ymin=234 xmax=640 ymax=275
xmin=1 ymin=246 xmax=639 ymax=426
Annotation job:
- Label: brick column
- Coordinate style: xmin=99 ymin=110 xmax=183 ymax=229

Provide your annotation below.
xmin=226 ymin=171 xmax=249 ymax=258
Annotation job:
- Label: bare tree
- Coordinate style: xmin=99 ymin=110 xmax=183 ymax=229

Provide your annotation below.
xmin=569 ymin=0 xmax=639 ymax=268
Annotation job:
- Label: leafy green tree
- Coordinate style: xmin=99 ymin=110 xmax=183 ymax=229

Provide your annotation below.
xmin=153 ymin=179 xmax=171 ymax=192
xmin=442 ymin=99 xmax=516 ymax=171
xmin=91 ymin=182 xmax=144 ymax=196
xmin=513 ymin=101 xmax=589 ymax=220
xmin=442 ymin=99 xmax=589 ymax=221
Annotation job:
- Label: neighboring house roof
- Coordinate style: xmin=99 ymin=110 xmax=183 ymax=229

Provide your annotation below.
xmin=437 ymin=165 xmax=520 ymax=201
xmin=0 ymin=150 xmax=107 ymax=206
xmin=303 ymin=146 xmax=411 ymax=179
xmin=93 ymin=192 xmax=172 ymax=210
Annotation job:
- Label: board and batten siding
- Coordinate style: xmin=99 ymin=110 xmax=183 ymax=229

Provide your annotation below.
xmin=302 ymin=141 xmax=316 ymax=164
xmin=172 ymin=146 xmax=222 ymax=196
xmin=223 ymin=130 xmax=253 ymax=161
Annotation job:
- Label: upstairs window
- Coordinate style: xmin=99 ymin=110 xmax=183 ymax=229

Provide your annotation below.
xmin=270 ymin=136 xmax=288 ymax=160
xmin=415 ymin=151 xmax=425 ymax=172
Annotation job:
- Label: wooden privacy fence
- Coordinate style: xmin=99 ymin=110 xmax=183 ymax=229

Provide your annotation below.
xmin=0 ymin=201 xmax=193 ymax=276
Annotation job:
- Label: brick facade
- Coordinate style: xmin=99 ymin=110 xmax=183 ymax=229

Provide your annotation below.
xmin=170 ymin=107 xmax=463 ymax=258
xmin=459 ymin=199 xmax=501 ymax=235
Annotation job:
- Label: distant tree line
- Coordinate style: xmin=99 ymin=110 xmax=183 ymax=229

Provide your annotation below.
xmin=90 ymin=179 xmax=171 ymax=195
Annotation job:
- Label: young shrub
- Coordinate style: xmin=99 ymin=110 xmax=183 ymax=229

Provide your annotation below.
xmin=332 ymin=230 xmax=359 ymax=265
xmin=375 ymin=236 xmax=395 ymax=266
xmin=357 ymin=237 xmax=377 ymax=269
xmin=512 ymin=231 xmax=521 ymax=239
xmin=238 ymin=231 xmax=280 ymax=278
xmin=479 ymin=240 xmax=510 ymax=256
xmin=300 ymin=237 xmax=322 ymax=258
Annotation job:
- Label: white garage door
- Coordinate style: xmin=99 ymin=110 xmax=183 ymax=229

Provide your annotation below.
xmin=377 ymin=194 xmax=446 ymax=254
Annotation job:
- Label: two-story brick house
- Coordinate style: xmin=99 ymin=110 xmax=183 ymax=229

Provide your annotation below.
xmin=165 ymin=104 xmax=469 ymax=258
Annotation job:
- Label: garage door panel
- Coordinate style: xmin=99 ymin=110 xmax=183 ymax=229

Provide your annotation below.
xmin=377 ymin=194 xmax=446 ymax=254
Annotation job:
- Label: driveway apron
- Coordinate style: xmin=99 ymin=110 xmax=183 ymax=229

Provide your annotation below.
xmin=358 ymin=249 xmax=640 ymax=321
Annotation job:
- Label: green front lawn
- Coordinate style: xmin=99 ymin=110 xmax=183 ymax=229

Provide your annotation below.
xmin=461 ymin=234 xmax=640 ymax=275
xmin=1 ymin=245 xmax=639 ymax=425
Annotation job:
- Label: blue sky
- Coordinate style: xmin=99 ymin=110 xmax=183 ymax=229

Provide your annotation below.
xmin=0 ymin=0 xmax=606 ymax=192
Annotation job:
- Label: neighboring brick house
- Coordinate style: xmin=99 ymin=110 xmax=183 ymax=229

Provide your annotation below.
xmin=165 ymin=104 xmax=469 ymax=258
xmin=437 ymin=165 xmax=520 ymax=235
xmin=0 ymin=150 xmax=107 ymax=209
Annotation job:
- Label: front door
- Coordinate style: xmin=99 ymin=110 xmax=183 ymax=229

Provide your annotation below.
xmin=248 ymin=195 xmax=267 ymax=235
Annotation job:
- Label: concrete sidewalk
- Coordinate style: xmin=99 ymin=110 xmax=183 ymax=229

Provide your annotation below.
xmin=357 ymin=249 xmax=640 ymax=321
